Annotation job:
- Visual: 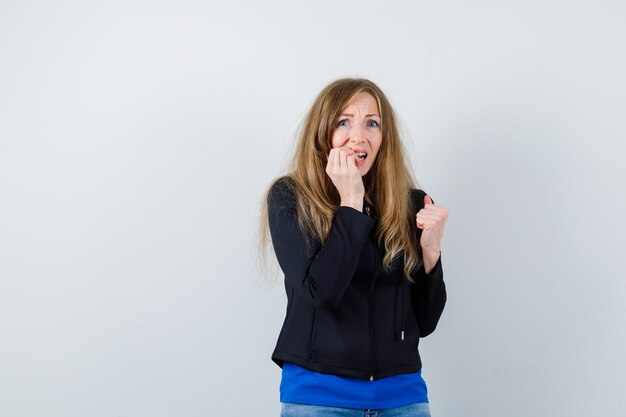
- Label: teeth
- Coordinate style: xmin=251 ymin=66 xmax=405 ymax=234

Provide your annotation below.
xmin=356 ymin=152 xmax=367 ymax=158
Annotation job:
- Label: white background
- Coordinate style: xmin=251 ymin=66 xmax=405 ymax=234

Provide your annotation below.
xmin=1 ymin=1 xmax=625 ymax=416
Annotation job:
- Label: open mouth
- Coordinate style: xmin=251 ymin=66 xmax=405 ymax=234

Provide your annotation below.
xmin=355 ymin=151 xmax=367 ymax=161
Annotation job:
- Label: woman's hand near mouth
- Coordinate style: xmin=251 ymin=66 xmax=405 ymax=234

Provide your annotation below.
xmin=326 ymin=146 xmax=365 ymax=212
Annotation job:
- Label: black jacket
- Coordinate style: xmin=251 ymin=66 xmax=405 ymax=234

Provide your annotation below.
xmin=267 ymin=177 xmax=446 ymax=381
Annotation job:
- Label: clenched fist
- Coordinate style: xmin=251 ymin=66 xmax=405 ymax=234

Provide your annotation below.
xmin=416 ymin=195 xmax=449 ymax=273
xmin=326 ymin=146 xmax=365 ymax=210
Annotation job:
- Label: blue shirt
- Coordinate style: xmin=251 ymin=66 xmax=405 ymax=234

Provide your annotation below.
xmin=280 ymin=362 xmax=429 ymax=409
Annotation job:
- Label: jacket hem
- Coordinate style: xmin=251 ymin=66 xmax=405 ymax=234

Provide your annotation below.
xmin=272 ymin=351 xmax=422 ymax=381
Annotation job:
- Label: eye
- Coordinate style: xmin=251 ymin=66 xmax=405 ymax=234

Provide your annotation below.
xmin=337 ymin=119 xmax=350 ymax=127
xmin=367 ymin=120 xmax=380 ymax=128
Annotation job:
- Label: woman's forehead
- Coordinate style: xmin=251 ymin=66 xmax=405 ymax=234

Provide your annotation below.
xmin=341 ymin=92 xmax=380 ymax=114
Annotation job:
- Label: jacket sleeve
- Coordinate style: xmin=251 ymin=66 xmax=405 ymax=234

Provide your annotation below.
xmin=267 ymin=179 xmax=375 ymax=310
xmin=409 ymin=189 xmax=447 ymax=337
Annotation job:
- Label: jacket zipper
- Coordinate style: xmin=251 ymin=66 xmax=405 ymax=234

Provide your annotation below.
xmin=369 ymin=259 xmax=378 ymax=381
xmin=365 ymin=202 xmax=378 ymax=381
xmin=308 ymin=309 xmax=318 ymax=360
xmin=368 ymin=202 xmax=378 ymax=381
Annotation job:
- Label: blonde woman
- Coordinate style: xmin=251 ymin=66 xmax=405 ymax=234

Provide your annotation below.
xmin=259 ymin=78 xmax=449 ymax=417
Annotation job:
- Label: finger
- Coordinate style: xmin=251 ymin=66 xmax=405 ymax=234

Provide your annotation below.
xmin=328 ymin=149 xmax=340 ymax=175
xmin=416 ymin=211 xmax=442 ymax=221
xmin=346 ymin=153 xmax=358 ymax=170
xmin=416 ymin=214 xmax=434 ymax=224
xmin=327 ymin=149 xmax=335 ymax=171
xmin=339 ymin=145 xmax=355 ymax=154
xmin=333 ymin=148 xmax=343 ymax=171
xmin=416 ymin=219 xmax=437 ymax=229
xmin=416 ymin=211 xmax=443 ymax=223
xmin=424 ymin=195 xmax=434 ymax=206
xmin=339 ymin=148 xmax=355 ymax=170
xmin=418 ymin=207 xmax=449 ymax=219
xmin=338 ymin=149 xmax=347 ymax=170
xmin=416 ymin=215 xmax=445 ymax=229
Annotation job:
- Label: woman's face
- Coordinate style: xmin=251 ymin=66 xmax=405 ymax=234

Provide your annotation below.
xmin=331 ymin=92 xmax=383 ymax=177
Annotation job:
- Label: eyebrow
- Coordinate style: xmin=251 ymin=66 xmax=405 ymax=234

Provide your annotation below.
xmin=338 ymin=113 xmax=380 ymax=118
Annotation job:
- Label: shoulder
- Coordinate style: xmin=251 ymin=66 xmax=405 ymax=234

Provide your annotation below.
xmin=409 ymin=188 xmax=428 ymax=211
xmin=410 ymin=188 xmax=427 ymax=199
xmin=267 ymin=175 xmax=297 ymax=209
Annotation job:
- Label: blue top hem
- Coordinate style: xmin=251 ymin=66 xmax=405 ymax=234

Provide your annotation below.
xmin=279 ymin=362 xmax=429 ymax=409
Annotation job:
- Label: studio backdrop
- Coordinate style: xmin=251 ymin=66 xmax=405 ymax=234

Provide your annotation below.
xmin=0 ymin=1 xmax=624 ymax=416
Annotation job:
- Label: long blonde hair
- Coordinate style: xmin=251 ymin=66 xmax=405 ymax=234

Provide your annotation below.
xmin=256 ymin=78 xmax=423 ymax=283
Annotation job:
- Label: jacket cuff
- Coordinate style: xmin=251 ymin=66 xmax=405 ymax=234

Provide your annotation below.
xmin=424 ymin=252 xmax=442 ymax=277
xmin=336 ymin=206 xmax=376 ymax=227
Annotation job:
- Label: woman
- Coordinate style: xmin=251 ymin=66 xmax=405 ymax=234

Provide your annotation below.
xmin=258 ymin=78 xmax=449 ymax=416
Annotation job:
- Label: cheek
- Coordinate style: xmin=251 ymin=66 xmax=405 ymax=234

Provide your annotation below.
xmin=371 ymin=136 xmax=383 ymax=156
xmin=330 ymin=131 xmax=343 ymax=148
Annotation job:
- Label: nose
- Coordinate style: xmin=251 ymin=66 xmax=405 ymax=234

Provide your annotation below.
xmin=349 ymin=124 xmax=367 ymax=144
